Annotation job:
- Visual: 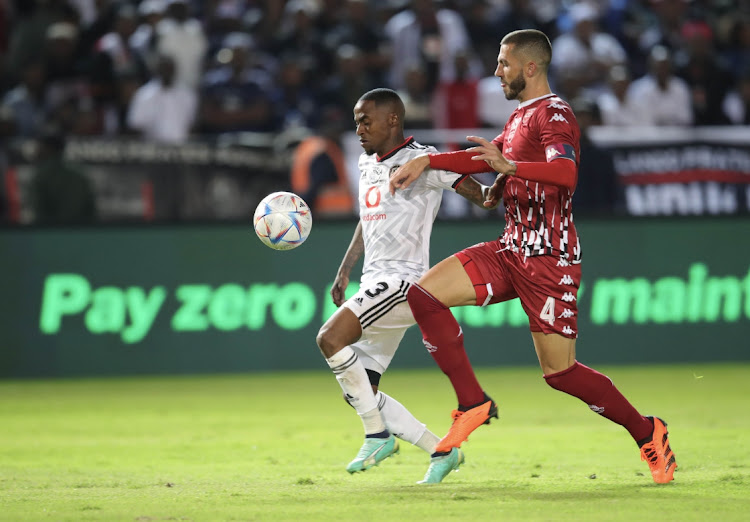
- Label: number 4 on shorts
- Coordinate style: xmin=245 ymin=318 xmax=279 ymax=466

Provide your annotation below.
xmin=540 ymin=296 xmax=555 ymax=325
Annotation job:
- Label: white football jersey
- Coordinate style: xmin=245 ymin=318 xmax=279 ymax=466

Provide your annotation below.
xmin=357 ymin=137 xmax=467 ymax=285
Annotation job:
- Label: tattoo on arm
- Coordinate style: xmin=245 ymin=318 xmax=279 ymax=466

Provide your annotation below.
xmin=456 ymin=177 xmax=487 ymax=208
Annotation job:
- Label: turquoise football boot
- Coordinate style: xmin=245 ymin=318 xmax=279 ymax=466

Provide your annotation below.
xmin=417 ymin=447 xmax=465 ymax=484
xmin=346 ymin=435 xmax=399 ymax=473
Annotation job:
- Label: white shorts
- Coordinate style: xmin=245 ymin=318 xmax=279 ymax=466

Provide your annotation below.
xmin=342 ymin=276 xmax=415 ymax=375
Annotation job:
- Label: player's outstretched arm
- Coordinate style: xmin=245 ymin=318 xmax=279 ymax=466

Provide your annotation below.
xmin=331 ymin=222 xmax=364 ymax=306
xmin=466 ymin=136 xmax=517 ymax=176
xmin=389 ymin=155 xmax=430 ymax=194
xmin=455 ymin=176 xmax=500 ymax=210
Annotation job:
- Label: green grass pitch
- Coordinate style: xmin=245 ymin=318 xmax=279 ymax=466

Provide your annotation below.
xmin=1 ymin=363 xmax=749 ymax=521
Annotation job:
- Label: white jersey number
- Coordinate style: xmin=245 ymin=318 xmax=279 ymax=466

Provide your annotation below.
xmin=540 ymin=296 xmax=555 ymax=325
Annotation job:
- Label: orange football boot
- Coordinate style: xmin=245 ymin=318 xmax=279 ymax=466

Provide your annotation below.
xmin=434 ymin=395 xmax=498 ymax=453
xmin=640 ymin=416 xmax=677 ymax=484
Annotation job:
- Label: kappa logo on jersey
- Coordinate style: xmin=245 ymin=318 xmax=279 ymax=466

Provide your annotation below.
xmin=547 ymin=101 xmax=568 ymax=111
xmin=588 ymin=404 xmax=604 ymax=414
xmin=557 ymin=258 xmax=570 ymax=267
xmin=558 ymin=308 xmax=575 ymax=318
xmin=561 ymin=292 xmax=576 ymax=302
xmin=422 ymin=339 xmax=438 ymax=353
xmin=546 ymin=145 xmax=563 ymax=161
xmin=562 ymin=325 xmax=575 ymax=335
xmin=558 ymin=274 xmax=574 ymax=285
xmin=549 ymin=113 xmax=569 ymax=123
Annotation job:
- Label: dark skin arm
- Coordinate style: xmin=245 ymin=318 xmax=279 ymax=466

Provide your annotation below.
xmin=454 ymin=175 xmax=500 ymax=209
xmin=331 ymin=221 xmax=364 ymax=306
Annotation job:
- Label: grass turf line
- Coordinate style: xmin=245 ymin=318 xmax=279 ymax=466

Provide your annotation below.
xmin=1 ymin=363 xmax=748 ymax=521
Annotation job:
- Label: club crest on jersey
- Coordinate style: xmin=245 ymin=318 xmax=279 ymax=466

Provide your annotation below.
xmin=505 ymin=115 xmax=522 ymax=143
xmin=522 ymin=108 xmax=536 ymax=125
xmin=364 ymin=165 xmax=388 ymax=184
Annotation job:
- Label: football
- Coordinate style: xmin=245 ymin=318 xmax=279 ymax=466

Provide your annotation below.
xmin=253 ymin=192 xmax=313 ymax=250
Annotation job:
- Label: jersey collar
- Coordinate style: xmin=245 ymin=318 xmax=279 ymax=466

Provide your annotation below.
xmin=518 ymin=92 xmax=556 ymax=109
xmin=377 ymin=136 xmax=414 ymax=162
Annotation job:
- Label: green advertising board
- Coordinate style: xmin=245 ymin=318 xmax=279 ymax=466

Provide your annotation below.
xmin=1 ymin=219 xmax=749 ymax=378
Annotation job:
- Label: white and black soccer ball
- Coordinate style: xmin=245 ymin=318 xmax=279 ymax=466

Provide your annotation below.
xmin=253 ymin=192 xmax=313 ymax=250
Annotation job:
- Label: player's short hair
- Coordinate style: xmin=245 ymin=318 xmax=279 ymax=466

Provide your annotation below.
xmin=358 ymin=88 xmax=405 ymax=125
xmin=501 ymin=29 xmax=552 ymax=71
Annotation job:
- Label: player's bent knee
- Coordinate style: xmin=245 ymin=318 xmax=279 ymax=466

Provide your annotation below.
xmin=316 ymin=323 xmax=357 ymax=358
xmin=316 ymin=329 xmax=337 ymax=356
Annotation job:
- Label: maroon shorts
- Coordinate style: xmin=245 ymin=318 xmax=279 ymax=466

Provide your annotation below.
xmin=454 ymin=239 xmax=581 ymax=338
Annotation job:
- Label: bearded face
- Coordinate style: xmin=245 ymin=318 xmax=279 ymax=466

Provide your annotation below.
xmin=504 ymin=69 xmax=527 ymax=101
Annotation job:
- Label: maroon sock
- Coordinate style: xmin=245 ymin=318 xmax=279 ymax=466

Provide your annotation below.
xmin=544 ymin=361 xmax=653 ymax=443
xmin=407 ymin=284 xmax=485 ymax=406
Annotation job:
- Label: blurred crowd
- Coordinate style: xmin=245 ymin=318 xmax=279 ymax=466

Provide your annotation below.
xmin=2 ymin=0 xmax=750 ymax=144
xmin=1 ymin=0 xmax=750 ymax=223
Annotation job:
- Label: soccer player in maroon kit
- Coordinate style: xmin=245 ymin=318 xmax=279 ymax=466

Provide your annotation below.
xmin=389 ymin=29 xmax=677 ymax=484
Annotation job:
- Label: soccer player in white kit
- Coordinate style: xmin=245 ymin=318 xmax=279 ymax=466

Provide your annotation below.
xmin=316 ymin=88 xmax=496 ymax=484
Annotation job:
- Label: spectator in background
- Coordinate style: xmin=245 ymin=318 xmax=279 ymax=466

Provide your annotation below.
xmin=723 ymin=72 xmax=750 ymax=125
xmin=0 ymin=107 xmax=12 ymax=222
xmin=156 ymin=0 xmax=208 ymax=89
xmin=89 ymin=4 xmax=149 ymax=111
xmin=31 ymin=127 xmax=97 ymax=224
xmin=314 ymin=0 xmax=344 ymax=35
xmin=130 ymin=0 xmax=167 ymax=70
xmin=637 ymin=0 xmax=690 ymax=57
xmin=569 ymin=96 xmax=618 ymax=213
xmin=721 ymin=16 xmax=750 ymax=79
xmin=199 ymin=32 xmax=276 ymax=133
xmin=41 ymin=21 xmax=98 ymax=135
xmin=434 ymin=50 xmax=479 ymax=130
xmin=325 ymin=0 xmax=391 ymax=87
xmin=550 ymin=2 xmax=627 ymax=96
xmin=274 ymin=0 xmax=329 ymax=91
xmin=271 ymin=54 xmax=319 ymax=130
xmin=1 ymin=60 xmax=47 ymax=138
xmin=385 ymin=0 xmax=481 ymax=91
xmin=289 ymin=107 xmax=353 ymax=217
xmin=204 ymin=0 xmax=248 ymax=51
xmin=627 ymin=45 xmax=693 ymax=126
xmin=676 ymin=20 xmax=732 ymax=125
xmin=494 ymin=0 xmax=550 ymax=38
xmin=43 ymin=21 xmax=88 ymax=87
xmin=127 ymin=54 xmax=197 ymax=143
xmin=4 ymin=0 xmax=79 ymax=80
xmin=0 ymin=0 xmax=9 ymax=55
xmin=319 ymin=45 xmax=375 ymax=121
xmin=397 ymin=62 xmax=434 ymax=129
xmin=102 ymin=68 xmax=144 ymax=136
xmin=596 ymin=64 xmax=640 ymax=126
xmin=463 ymin=0 xmax=505 ymax=74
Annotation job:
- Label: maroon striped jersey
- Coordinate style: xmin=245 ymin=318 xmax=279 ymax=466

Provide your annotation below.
xmin=492 ymin=93 xmax=582 ymax=264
